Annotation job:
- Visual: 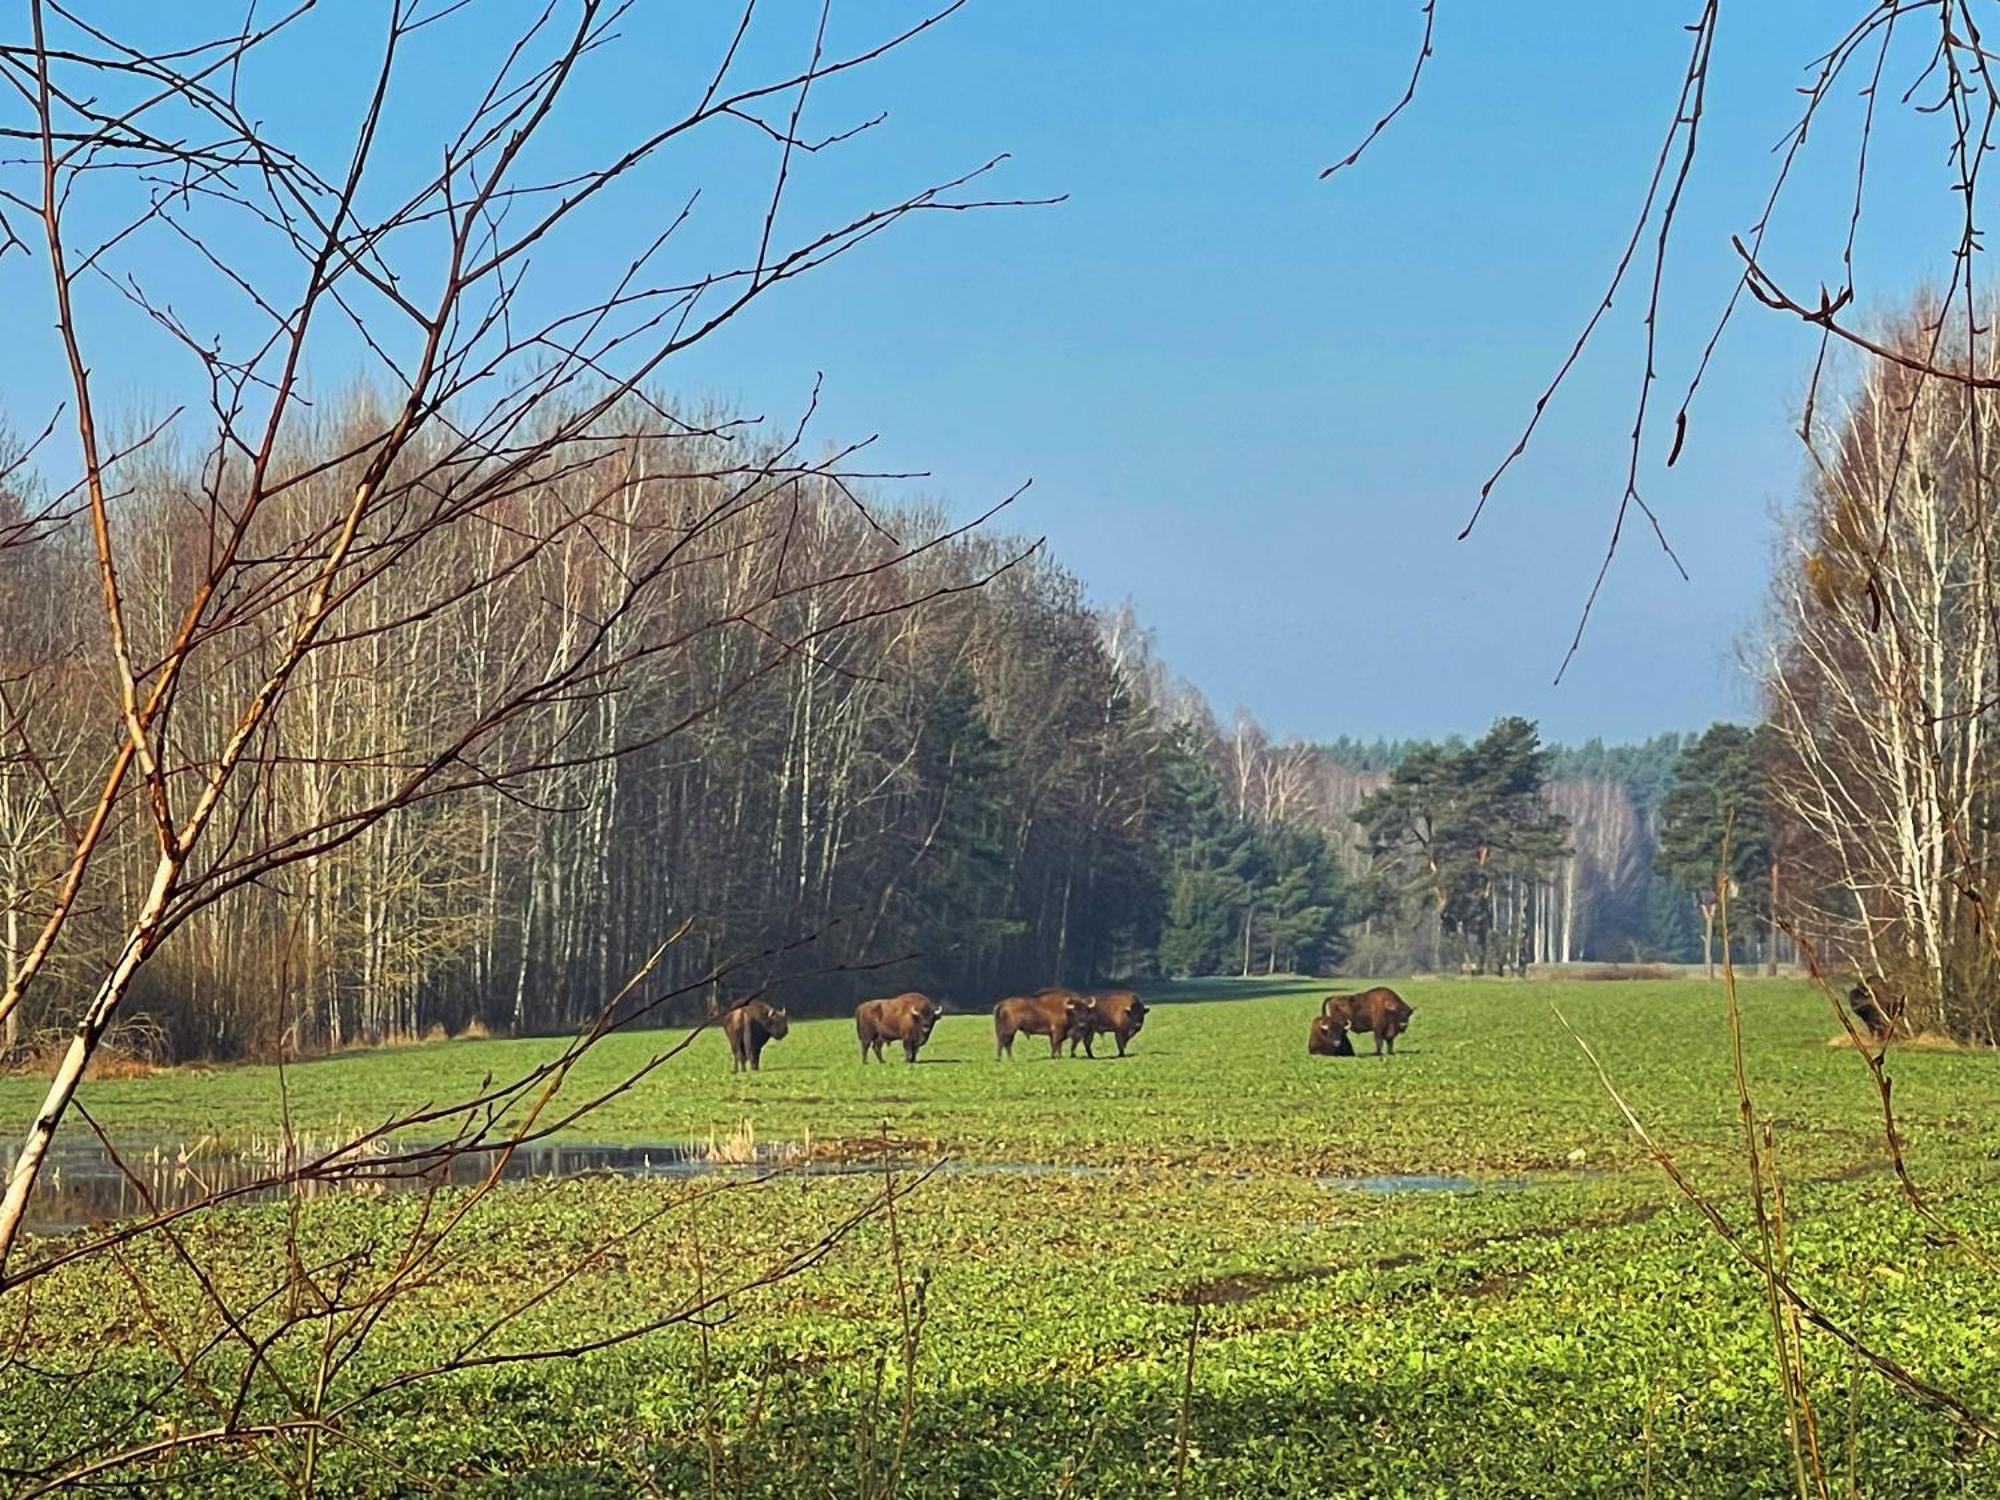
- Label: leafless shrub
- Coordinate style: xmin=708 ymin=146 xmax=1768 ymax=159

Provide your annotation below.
xmin=1537 ymin=962 xmax=1683 ymax=983
xmin=0 ymin=1 xmax=1016 ymax=1486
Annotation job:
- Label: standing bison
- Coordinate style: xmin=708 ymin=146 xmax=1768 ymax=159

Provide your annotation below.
xmin=722 ymin=999 xmax=789 ymax=1072
xmin=1307 ymin=1015 xmax=1355 ymax=1056
xmin=994 ymin=988 xmax=1090 ymax=1059
xmin=856 ymin=991 xmax=942 ymax=1063
xmin=1320 ymin=986 xmax=1412 ymax=1056
xmin=1067 ymin=990 xmax=1147 ymax=1058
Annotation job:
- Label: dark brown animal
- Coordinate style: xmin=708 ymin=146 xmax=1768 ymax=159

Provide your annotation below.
xmin=1847 ymin=974 xmax=1902 ymax=1041
xmin=1066 ymin=989 xmax=1147 ymax=1057
xmin=1307 ymin=1015 xmax=1355 ymax=1057
xmin=1320 ymin=986 xmax=1412 ymax=1056
xmin=994 ymin=988 xmax=1090 ymax=1059
xmin=856 ymin=991 xmax=941 ymax=1063
xmin=722 ymin=999 xmax=789 ymax=1072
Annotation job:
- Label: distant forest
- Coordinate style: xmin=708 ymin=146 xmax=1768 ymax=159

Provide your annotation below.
xmin=0 ymin=413 xmax=1733 ymax=1059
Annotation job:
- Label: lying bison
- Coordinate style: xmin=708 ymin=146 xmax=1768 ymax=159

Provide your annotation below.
xmin=994 ymin=988 xmax=1090 ymax=1059
xmin=1067 ymin=989 xmax=1147 ymax=1058
xmin=856 ymin=991 xmax=941 ymax=1063
xmin=1307 ymin=1015 xmax=1355 ymax=1057
xmin=1321 ymin=986 xmax=1411 ymax=1056
xmin=722 ymin=999 xmax=789 ymax=1072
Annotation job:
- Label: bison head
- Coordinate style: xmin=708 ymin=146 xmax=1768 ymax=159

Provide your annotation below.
xmin=766 ymin=1007 xmax=790 ymax=1038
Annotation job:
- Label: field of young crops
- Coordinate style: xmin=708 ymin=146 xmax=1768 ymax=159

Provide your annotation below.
xmin=5 ymin=976 xmax=2000 ymax=1496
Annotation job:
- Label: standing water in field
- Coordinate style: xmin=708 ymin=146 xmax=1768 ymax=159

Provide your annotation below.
xmin=3 ymin=1134 xmax=1110 ymax=1237
xmin=3 ymin=1135 xmax=815 ymax=1238
xmin=1315 ymin=1173 xmax=1535 ymax=1194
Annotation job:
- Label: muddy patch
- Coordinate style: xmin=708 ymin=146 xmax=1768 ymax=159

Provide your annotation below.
xmin=1171 ymin=1264 xmax=1342 ymax=1306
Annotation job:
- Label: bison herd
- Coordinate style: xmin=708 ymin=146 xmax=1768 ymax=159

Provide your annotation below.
xmin=992 ymin=986 xmax=1147 ymax=1059
xmin=720 ymin=982 xmax=1415 ymax=1070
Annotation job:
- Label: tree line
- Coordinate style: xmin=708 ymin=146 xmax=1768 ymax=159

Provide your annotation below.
xmin=0 ymin=397 xmax=1761 ymax=1060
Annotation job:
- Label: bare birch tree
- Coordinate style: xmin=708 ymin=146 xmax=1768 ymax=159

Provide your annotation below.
xmin=1765 ymin=315 xmax=2000 ymax=1039
xmin=0 ymin=4 xmax=1054 ymax=1483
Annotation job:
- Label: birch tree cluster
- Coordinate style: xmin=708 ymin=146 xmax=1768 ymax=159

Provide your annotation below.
xmin=0 ymin=410 xmax=1197 ymax=1059
xmin=1765 ymin=312 xmax=2000 ymax=1041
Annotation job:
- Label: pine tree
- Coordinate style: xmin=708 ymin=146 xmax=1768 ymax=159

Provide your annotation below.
xmin=1355 ymin=717 xmax=1569 ymax=974
xmin=899 ymin=671 xmax=1019 ymax=982
xmin=1656 ymin=722 xmax=1778 ymax=978
xmin=1155 ymin=725 xmax=1252 ymax=976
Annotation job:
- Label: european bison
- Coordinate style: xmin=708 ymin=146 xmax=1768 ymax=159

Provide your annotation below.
xmin=1307 ymin=1015 xmax=1355 ymax=1056
xmin=722 ymin=999 xmax=789 ymax=1072
xmin=1320 ymin=986 xmax=1412 ymax=1056
xmin=1847 ymin=974 xmax=1902 ymax=1041
xmin=856 ymin=991 xmax=941 ymax=1063
xmin=994 ymin=988 xmax=1090 ymax=1059
xmin=1066 ymin=989 xmax=1147 ymax=1058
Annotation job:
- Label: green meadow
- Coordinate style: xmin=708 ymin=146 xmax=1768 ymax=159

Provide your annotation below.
xmin=6 ymin=976 xmax=2000 ymax=1496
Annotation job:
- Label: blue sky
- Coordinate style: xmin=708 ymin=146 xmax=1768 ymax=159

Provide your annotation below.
xmin=4 ymin=3 xmax=1964 ymax=744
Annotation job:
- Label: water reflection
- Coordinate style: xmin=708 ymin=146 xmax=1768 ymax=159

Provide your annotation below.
xmin=7 ymin=1136 xmax=823 ymax=1238
xmin=7 ymin=1136 xmax=1115 ymax=1237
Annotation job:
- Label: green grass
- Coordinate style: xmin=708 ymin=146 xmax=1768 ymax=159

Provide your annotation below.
xmin=6 ymin=976 xmax=2000 ymax=1496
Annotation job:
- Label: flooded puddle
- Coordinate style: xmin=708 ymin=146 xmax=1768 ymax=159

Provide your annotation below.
xmin=7 ymin=1136 xmax=1110 ymax=1237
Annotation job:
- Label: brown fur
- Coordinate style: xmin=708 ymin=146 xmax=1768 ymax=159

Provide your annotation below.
xmin=1066 ymin=989 xmax=1147 ymax=1057
xmin=1320 ymin=986 xmax=1412 ymax=1056
xmin=856 ymin=991 xmax=941 ymax=1063
xmin=994 ymin=988 xmax=1090 ymax=1059
xmin=1307 ymin=1015 xmax=1355 ymax=1057
xmin=722 ymin=999 xmax=789 ymax=1072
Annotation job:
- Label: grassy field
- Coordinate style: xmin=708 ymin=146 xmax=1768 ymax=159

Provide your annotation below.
xmin=5 ymin=976 xmax=2000 ymax=1495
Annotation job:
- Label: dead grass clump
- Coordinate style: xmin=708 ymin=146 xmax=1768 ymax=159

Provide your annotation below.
xmin=1823 ymin=1030 xmax=1973 ymax=1052
xmin=11 ymin=1017 xmax=171 ymax=1079
xmin=1548 ymin=963 xmax=1683 ymax=982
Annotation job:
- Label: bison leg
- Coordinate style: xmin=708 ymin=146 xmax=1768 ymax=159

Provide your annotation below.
xmin=1114 ymin=1032 xmax=1128 ymax=1057
xmin=1048 ymin=1030 xmax=1065 ymax=1059
xmin=903 ymin=1037 xmax=919 ymax=1063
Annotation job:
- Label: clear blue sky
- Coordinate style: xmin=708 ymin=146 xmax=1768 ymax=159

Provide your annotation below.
xmin=5 ymin=3 xmax=1961 ymax=744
